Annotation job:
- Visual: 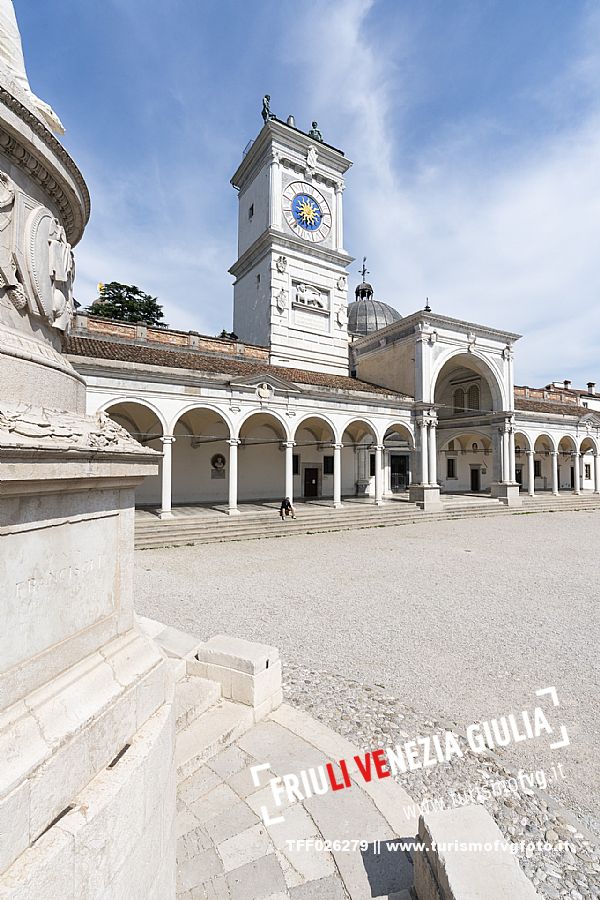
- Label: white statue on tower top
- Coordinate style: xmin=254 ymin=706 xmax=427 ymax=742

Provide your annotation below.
xmin=0 ymin=0 xmax=64 ymax=134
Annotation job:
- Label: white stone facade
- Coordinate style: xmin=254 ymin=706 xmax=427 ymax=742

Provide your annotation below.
xmin=231 ymin=120 xmax=352 ymax=375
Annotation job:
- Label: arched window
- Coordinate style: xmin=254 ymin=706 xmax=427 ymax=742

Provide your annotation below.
xmin=467 ymin=384 xmax=480 ymax=412
xmin=453 ymin=388 xmax=465 ymax=414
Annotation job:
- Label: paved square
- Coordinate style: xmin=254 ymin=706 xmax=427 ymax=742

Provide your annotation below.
xmin=136 ymin=510 xmax=600 ymax=830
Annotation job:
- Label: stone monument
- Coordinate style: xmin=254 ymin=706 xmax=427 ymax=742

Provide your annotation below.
xmin=0 ymin=5 xmax=177 ymax=896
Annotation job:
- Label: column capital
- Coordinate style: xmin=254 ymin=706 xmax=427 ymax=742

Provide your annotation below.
xmin=227 ymin=438 xmax=241 ymax=447
xmin=571 ymin=451 xmax=581 ymax=458
xmin=526 ymin=449 xmax=534 ymax=456
xmin=332 ymin=442 xmax=344 ymax=450
xmin=161 ymin=435 xmax=176 ymax=445
xmin=374 ymin=444 xmax=385 ymax=452
xmin=550 ymin=450 xmax=558 ymax=457
xmin=282 ymin=440 xmax=296 ymax=449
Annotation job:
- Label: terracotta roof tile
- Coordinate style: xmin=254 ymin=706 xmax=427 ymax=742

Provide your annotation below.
xmin=65 ymin=335 xmax=410 ymax=400
xmin=515 ymin=397 xmax=588 ymax=418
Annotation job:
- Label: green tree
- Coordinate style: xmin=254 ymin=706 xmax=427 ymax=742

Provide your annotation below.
xmin=85 ymin=282 xmax=168 ymax=327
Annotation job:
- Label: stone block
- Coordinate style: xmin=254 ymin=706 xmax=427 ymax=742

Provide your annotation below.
xmin=409 ymin=484 xmax=443 ymax=510
xmin=0 ymin=780 xmax=30 ymax=874
xmin=230 ymin=660 xmax=282 ymax=707
xmin=254 ymin=688 xmax=284 ymax=722
xmin=415 ymin=806 xmax=541 ymax=900
xmin=491 ymin=483 xmax=522 ymax=507
xmin=195 ymin=635 xmax=279 ymax=675
xmin=155 ymin=625 xmax=202 ymax=660
xmin=136 ymin=660 xmax=168 ymax=729
xmin=0 ymin=825 xmax=75 ymax=899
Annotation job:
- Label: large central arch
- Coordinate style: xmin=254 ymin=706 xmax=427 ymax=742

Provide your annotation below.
xmin=432 ymin=351 xmax=506 ymax=418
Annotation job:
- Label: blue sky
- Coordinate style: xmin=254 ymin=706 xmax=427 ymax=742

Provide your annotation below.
xmin=17 ymin=0 xmax=600 ymax=386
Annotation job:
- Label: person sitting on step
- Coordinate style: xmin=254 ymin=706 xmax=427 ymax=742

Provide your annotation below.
xmin=280 ymin=497 xmax=296 ymax=520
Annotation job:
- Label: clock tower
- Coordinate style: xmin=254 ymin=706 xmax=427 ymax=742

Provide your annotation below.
xmin=230 ymin=117 xmax=353 ymax=374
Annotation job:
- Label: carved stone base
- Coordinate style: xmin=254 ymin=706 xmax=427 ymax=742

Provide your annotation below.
xmin=409 ymin=483 xmax=443 ymax=511
xmin=491 ymin=482 xmax=522 ymax=507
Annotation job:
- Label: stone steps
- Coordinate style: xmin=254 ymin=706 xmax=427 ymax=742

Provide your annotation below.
xmin=175 ymin=675 xmax=221 ymax=734
xmin=135 ymin=501 xmax=508 ymax=549
xmin=135 ymin=494 xmax=600 ymax=549
xmin=176 ymin=699 xmax=254 ymax=782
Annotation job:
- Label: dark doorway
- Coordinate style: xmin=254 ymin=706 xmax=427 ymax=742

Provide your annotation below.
xmin=390 ymin=455 xmax=409 ymax=492
xmin=515 ymin=467 xmax=523 ymax=488
xmin=570 ymin=466 xmax=575 ymax=490
xmin=303 ymin=467 xmax=319 ymax=498
xmin=470 ymin=468 xmax=481 ymax=492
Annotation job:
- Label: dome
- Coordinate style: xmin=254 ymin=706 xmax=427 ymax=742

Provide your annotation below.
xmin=347 ymin=290 xmax=401 ymax=336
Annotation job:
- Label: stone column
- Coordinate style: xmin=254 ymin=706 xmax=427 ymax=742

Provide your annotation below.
xmin=420 ymin=419 xmax=429 ymax=485
xmin=490 ymin=424 xmax=521 ymax=506
xmin=527 ymin=450 xmax=535 ymax=497
xmin=159 ymin=435 xmax=175 ymax=519
xmin=283 ymin=441 xmax=295 ymax=503
xmin=227 ymin=439 xmax=241 ymax=515
xmin=572 ymin=453 xmax=581 ymax=494
xmin=551 ymin=451 xmax=559 ymax=495
xmin=427 ymin=421 xmax=437 ymax=486
xmin=508 ymin=429 xmax=516 ymax=483
xmin=594 ymin=453 xmax=600 ymax=495
xmin=501 ymin=428 xmax=510 ymax=482
xmin=374 ymin=444 xmax=384 ymax=505
xmin=334 ymin=182 xmax=344 ymax=252
xmin=333 ymin=442 xmax=343 ymax=508
xmin=268 ymin=151 xmax=281 ymax=229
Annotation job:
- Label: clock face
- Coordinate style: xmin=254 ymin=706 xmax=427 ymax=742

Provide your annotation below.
xmin=282 ymin=181 xmax=331 ymax=243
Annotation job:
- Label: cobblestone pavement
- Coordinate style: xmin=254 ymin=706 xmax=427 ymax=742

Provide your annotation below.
xmin=283 ymin=665 xmax=600 ymax=900
xmin=176 ymin=709 xmax=414 ymax=900
xmin=136 ymin=510 xmax=600 ymax=899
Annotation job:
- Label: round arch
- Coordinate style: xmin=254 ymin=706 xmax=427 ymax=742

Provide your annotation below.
xmin=340 ymin=417 xmax=378 ymax=445
xmin=431 ymin=350 xmax=507 ymax=414
xmin=438 ymin=430 xmax=493 ymax=494
xmin=580 ymin=434 xmax=599 ymax=453
xmin=513 ymin=431 xmax=532 ymax=452
xmin=237 ymin=411 xmax=290 ymax=503
xmin=168 ymin=405 xmax=232 ymax=508
xmin=169 ymin=402 xmax=233 ymax=437
xmin=383 ymin=421 xmax=415 ymax=449
xmin=101 ymin=396 xmax=168 ymax=435
xmin=558 ymin=434 xmax=577 ymax=453
xmin=237 ymin=408 xmax=291 ymax=441
xmin=533 ymin=433 xmax=557 ymax=453
xmin=439 ymin=431 xmax=493 ymax=452
xmin=292 ymin=413 xmax=337 ymax=444
xmin=103 ymin=399 xmax=163 ymax=506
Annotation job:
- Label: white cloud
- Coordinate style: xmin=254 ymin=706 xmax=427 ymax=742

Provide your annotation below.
xmin=290 ymin=0 xmax=600 ymax=387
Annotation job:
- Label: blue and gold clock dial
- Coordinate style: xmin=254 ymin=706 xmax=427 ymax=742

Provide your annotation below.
xmin=291 ymin=193 xmax=322 ymax=231
xmin=282 ymin=181 xmax=332 ymax=243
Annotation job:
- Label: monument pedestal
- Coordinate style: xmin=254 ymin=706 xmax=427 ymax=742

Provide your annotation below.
xmin=491 ymin=482 xmax=522 ymax=507
xmin=409 ymin=483 xmax=443 ymax=511
xmin=0 ymin=60 xmax=177 ymax=897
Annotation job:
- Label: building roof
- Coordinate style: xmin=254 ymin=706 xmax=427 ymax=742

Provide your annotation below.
xmin=65 ymin=335 xmax=411 ymax=400
xmin=514 ymin=396 xmax=590 ymax=418
xmin=347 ymin=296 xmax=402 ymax=336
